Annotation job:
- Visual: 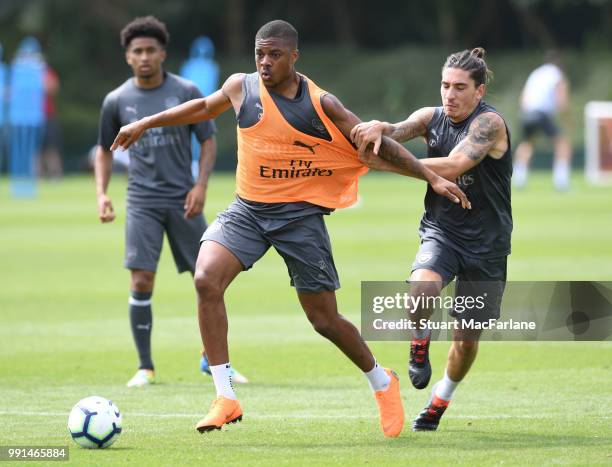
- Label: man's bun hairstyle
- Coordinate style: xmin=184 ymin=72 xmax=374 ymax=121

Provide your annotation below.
xmin=443 ymin=47 xmax=492 ymax=86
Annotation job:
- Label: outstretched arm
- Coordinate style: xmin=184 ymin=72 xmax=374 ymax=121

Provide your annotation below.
xmin=111 ymin=74 xmax=243 ymax=151
xmin=350 ymin=107 xmax=435 ymax=153
xmin=322 ymin=94 xmax=434 ymax=179
xmin=321 ymin=93 xmax=470 ymax=208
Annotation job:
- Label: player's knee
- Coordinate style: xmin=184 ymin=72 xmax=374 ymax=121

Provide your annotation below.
xmin=308 ymin=316 xmax=334 ymax=339
xmin=313 ymin=321 xmax=334 ymax=339
xmin=131 ymin=271 xmax=154 ymax=292
xmin=408 ymin=282 xmax=440 ymax=316
xmin=193 ymin=269 xmax=224 ymax=301
xmin=410 ymin=281 xmax=440 ymax=298
xmin=454 ymin=339 xmax=478 ymax=356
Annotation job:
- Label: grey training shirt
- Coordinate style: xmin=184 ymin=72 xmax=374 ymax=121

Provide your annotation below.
xmin=421 ymin=101 xmax=513 ymax=258
xmin=98 ymin=72 xmax=216 ymax=208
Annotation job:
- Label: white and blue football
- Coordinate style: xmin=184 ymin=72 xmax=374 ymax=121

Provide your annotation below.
xmin=68 ymin=396 xmax=122 ymax=449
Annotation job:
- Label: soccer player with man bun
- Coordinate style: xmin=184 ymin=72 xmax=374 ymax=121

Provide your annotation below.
xmin=352 ymin=47 xmax=512 ymax=431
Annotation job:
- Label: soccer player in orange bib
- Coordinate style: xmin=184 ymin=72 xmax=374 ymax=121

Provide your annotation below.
xmin=112 ymin=20 xmax=469 ymax=437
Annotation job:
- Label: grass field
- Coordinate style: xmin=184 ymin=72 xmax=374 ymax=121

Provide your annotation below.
xmin=1 ymin=172 xmax=611 ymax=465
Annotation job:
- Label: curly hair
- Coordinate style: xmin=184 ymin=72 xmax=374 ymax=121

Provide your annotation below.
xmin=120 ymin=16 xmax=169 ymax=49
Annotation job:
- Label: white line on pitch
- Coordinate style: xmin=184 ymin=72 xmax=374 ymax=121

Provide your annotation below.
xmin=0 ymin=410 xmax=609 ymax=420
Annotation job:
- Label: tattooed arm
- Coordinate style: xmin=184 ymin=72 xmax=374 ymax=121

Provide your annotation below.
xmin=421 ymin=112 xmax=508 ymax=180
xmin=387 ymin=107 xmax=434 ymax=142
xmin=320 ymin=93 xmax=470 ymax=208
xmin=321 ymin=93 xmax=432 ymax=180
xmin=350 ymin=107 xmax=435 ymax=153
xmin=321 ymin=93 xmax=470 ymax=207
xmin=374 ymin=136 xmax=471 ymax=208
xmin=349 ymin=107 xmax=433 ymax=173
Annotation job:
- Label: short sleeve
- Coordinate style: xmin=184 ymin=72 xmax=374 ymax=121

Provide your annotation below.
xmin=97 ymin=93 xmax=121 ymax=150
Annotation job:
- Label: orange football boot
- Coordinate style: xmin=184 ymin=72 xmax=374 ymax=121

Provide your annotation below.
xmin=196 ymin=396 xmax=243 ymax=433
xmin=374 ymin=369 xmax=405 ymax=437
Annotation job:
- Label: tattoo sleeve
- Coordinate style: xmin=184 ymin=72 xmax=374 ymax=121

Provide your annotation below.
xmin=390 ymin=120 xmax=426 ymax=143
xmin=454 ymin=114 xmax=500 ymax=162
xmin=377 ymin=136 xmax=428 ymax=180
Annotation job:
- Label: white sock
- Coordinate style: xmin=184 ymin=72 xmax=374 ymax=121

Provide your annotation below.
xmin=513 ymin=161 xmax=528 ymax=187
xmin=209 ymin=363 xmax=237 ymax=400
xmin=433 ymin=370 xmax=459 ymax=402
xmin=553 ymin=160 xmax=570 ymax=190
xmin=364 ymin=361 xmax=391 ymax=392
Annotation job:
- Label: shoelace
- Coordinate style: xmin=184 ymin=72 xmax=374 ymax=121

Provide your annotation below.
xmin=410 ymin=339 xmax=430 ymax=364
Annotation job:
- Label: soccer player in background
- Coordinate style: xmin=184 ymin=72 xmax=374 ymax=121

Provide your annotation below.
xmin=352 ymin=48 xmax=512 ymax=431
xmin=111 ymin=19 xmax=469 ymax=437
xmin=513 ymin=50 xmax=572 ymax=190
xmin=94 ymin=16 xmax=247 ymax=388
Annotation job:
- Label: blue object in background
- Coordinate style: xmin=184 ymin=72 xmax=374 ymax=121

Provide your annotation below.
xmin=0 ymin=43 xmax=8 ymax=173
xmin=181 ymin=36 xmax=219 ymax=97
xmin=8 ymin=37 xmax=45 ymax=197
xmin=180 ymin=36 xmax=219 ymax=180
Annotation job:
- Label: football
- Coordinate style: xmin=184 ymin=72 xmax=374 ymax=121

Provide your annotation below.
xmin=67 ymin=396 xmax=122 ymax=449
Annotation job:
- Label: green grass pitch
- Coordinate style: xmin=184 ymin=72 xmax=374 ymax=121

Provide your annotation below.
xmin=1 ymin=172 xmax=611 ymax=465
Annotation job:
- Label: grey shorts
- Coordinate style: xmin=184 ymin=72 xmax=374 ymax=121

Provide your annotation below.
xmin=202 ymin=201 xmax=340 ymax=293
xmin=125 ymin=206 xmax=207 ymax=274
xmin=411 ymin=237 xmax=507 ymax=321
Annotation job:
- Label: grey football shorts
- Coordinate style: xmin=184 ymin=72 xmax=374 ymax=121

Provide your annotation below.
xmin=411 ymin=237 xmax=507 ymax=321
xmin=201 ymin=201 xmax=340 ymax=293
xmin=125 ymin=206 xmax=207 ymax=274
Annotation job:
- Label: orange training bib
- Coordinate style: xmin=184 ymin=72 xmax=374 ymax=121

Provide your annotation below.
xmin=235 ymin=74 xmax=367 ymax=208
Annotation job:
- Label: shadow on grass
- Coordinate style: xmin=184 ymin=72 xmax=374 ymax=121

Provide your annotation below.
xmin=192 ymin=427 xmax=610 ymax=452
xmin=386 ymin=429 xmax=610 ymax=451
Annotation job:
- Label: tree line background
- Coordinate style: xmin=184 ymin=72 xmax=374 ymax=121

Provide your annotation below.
xmin=1 ymin=0 xmax=611 ymax=170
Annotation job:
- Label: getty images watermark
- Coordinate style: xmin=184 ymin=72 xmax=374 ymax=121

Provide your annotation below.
xmin=361 ymin=281 xmax=612 ymax=341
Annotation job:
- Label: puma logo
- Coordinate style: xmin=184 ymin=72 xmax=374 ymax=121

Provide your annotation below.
xmin=293 ymin=140 xmax=320 ymax=154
